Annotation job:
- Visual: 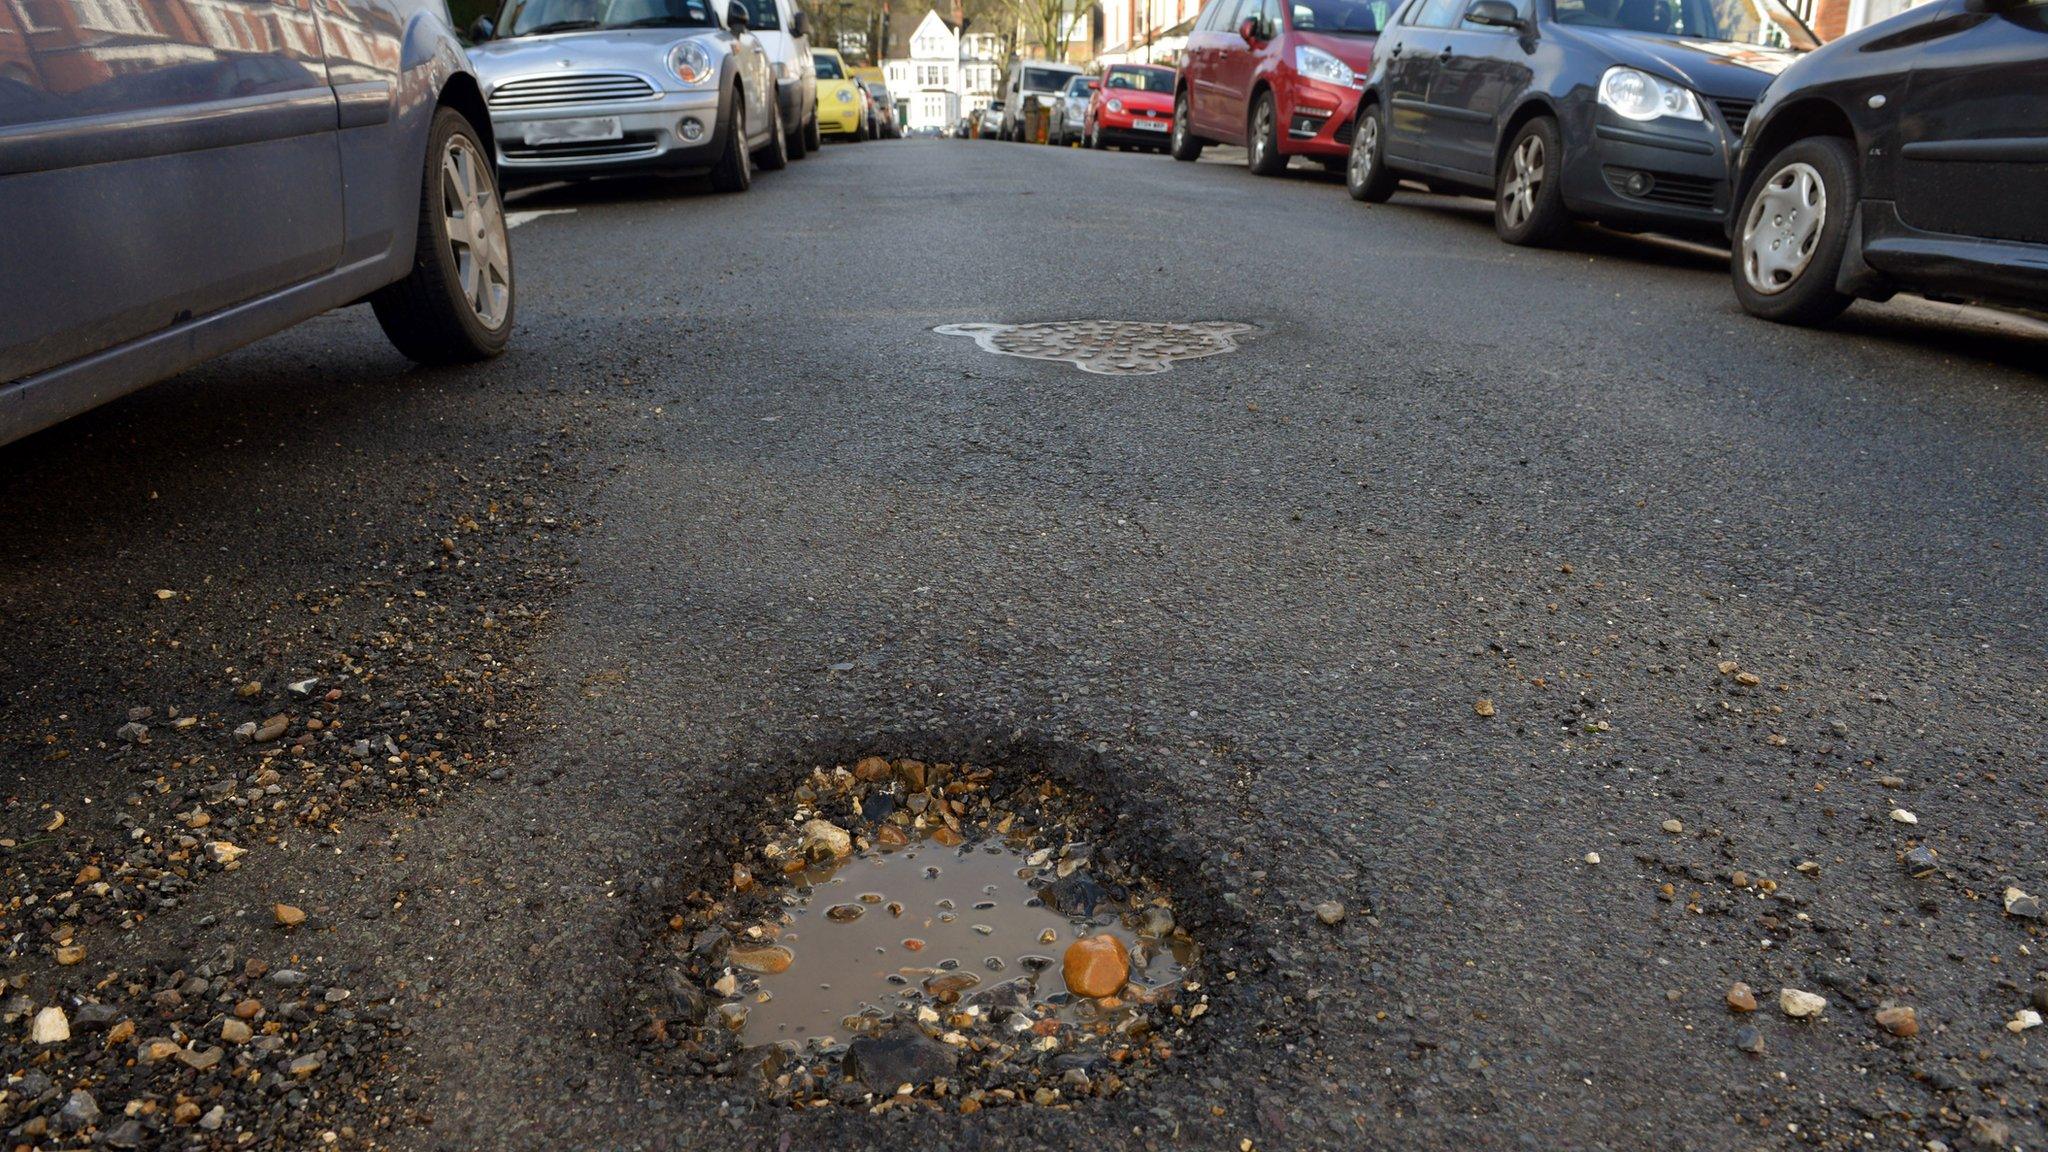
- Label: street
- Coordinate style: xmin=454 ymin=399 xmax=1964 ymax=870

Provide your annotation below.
xmin=5 ymin=138 xmax=2047 ymax=1151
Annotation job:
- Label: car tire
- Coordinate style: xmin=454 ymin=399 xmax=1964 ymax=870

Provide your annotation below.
xmin=804 ymin=112 xmax=821 ymax=152
xmin=1732 ymin=136 xmax=1857 ymax=325
xmin=709 ymin=91 xmax=752 ymax=193
xmin=1494 ymin=116 xmax=1567 ymax=246
xmin=786 ymin=104 xmax=809 ymax=160
xmin=1247 ymin=91 xmax=1285 ymax=176
xmin=1170 ymin=91 xmax=1204 ymax=162
xmin=1346 ymin=101 xmax=1396 ymax=203
xmin=855 ymin=115 xmax=869 ymax=142
xmin=370 ymin=106 xmax=513 ymax=364
xmin=756 ymin=97 xmax=788 ymax=171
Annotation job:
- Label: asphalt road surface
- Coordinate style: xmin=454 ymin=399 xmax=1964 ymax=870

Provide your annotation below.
xmin=4 ymin=138 xmax=2046 ymax=1152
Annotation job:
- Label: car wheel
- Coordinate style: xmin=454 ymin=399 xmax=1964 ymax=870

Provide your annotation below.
xmin=755 ymin=97 xmax=788 ymax=171
xmin=855 ymin=114 xmax=869 ymax=142
xmin=1248 ymin=91 xmax=1285 ymax=176
xmin=1346 ymin=102 xmax=1396 ymax=203
xmin=1732 ymin=136 xmax=1857 ymax=325
xmin=1170 ymin=91 xmax=1203 ymax=162
xmin=709 ymin=91 xmax=752 ymax=192
xmin=1494 ymin=116 xmax=1567 ymax=246
xmin=786 ymin=104 xmax=809 ymax=160
xmin=370 ymin=106 xmax=513 ymax=364
xmin=804 ymin=112 xmax=821 ymax=151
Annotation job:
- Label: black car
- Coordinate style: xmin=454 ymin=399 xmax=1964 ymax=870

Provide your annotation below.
xmin=1728 ymin=0 xmax=2048 ymax=324
xmin=1345 ymin=0 xmax=1816 ymax=245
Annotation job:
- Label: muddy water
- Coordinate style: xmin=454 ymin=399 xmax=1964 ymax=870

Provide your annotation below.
xmin=737 ymin=837 xmax=1185 ymax=1046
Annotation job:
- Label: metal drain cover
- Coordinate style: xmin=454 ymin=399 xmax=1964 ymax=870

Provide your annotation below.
xmin=934 ymin=320 xmax=1254 ymax=375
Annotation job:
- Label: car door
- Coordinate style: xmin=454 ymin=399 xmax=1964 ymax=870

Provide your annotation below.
xmin=1209 ymin=0 xmax=1269 ymax=140
xmin=1893 ymin=0 xmax=2048 ymax=243
xmin=0 ymin=0 xmax=344 ymax=384
xmin=1188 ymin=0 xmax=1251 ymax=134
xmin=1424 ymin=0 xmax=1532 ymax=173
xmin=1380 ymin=0 xmax=1462 ymax=160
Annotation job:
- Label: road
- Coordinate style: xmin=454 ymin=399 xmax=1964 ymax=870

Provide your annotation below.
xmin=3 ymin=138 xmax=2046 ymax=1152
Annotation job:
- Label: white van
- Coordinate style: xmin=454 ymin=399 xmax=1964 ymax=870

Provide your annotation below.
xmin=746 ymin=0 xmax=820 ymax=154
xmin=996 ymin=59 xmax=1084 ymax=142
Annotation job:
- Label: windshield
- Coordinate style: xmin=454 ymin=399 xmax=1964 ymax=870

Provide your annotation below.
xmin=813 ymin=53 xmax=845 ymax=77
xmin=1103 ymin=65 xmax=1175 ymax=91
xmin=1064 ymin=76 xmax=1094 ymax=97
xmin=740 ymin=0 xmax=779 ymax=29
xmin=1024 ymin=67 xmax=1075 ymax=92
xmin=1290 ymin=0 xmax=1389 ymax=33
xmin=498 ymin=0 xmax=720 ymax=36
xmin=1552 ymin=0 xmax=1817 ymax=48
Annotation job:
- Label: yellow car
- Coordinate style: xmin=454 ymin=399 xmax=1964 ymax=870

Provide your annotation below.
xmin=812 ymin=49 xmax=868 ymax=140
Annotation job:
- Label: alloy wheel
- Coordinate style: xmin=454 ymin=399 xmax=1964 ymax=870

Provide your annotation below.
xmin=1349 ymin=114 xmax=1377 ymax=190
xmin=1252 ymin=102 xmax=1271 ymax=167
xmin=1500 ymin=133 xmax=1544 ymax=231
xmin=1741 ymin=161 xmax=1827 ymax=296
xmin=440 ymin=134 xmax=510 ymax=330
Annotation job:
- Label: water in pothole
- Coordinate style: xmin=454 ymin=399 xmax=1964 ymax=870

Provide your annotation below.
xmin=738 ymin=834 xmax=1190 ymax=1046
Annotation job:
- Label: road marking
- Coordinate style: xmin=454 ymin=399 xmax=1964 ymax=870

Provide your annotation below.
xmin=506 ymin=209 xmax=576 ymax=230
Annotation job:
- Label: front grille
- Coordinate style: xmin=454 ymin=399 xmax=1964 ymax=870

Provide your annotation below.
xmin=502 ymin=131 xmax=663 ymax=161
xmin=1603 ymin=166 xmax=1721 ymax=211
xmin=488 ymin=72 xmax=659 ymax=109
xmin=1713 ymin=98 xmax=1754 ymax=139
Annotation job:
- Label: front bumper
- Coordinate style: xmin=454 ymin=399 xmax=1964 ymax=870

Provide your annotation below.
xmin=488 ymin=87 xmax=729 ymax=182
xmin=1277 ymin=76 xmax=1361 ymax=159
xmin=1094 ymin=106 xmax=1173 ymax=147
xmin=819 ymin=97 xmax=862 ymax=135
xmin=1559 ymin=103 xmax=1739 ymax=233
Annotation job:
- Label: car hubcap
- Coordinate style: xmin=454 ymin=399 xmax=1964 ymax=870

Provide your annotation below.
xmin=441 ymin=135 xmax=509 ymax=330
xmin=1500 ymin=133 xmax=1544 ymax=229
xmin=1173 ymin=101 xmax=1185 ymax=149
xmin=1742 ymin=161 xmax=1827 ymax=296
xmin=1350 ymin=115 xmax=1377 ymax=188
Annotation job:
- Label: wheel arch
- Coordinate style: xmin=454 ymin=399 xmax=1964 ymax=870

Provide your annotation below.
xmin=1732 ymin=97 xmax=1859 ymax=226
xmin=1492 ymin=95 xmax=1559 ymax=179
xmin=437 ymin=73 xmax=495 ymax=159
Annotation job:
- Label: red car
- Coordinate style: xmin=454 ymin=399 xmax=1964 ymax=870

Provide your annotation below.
xmin=1172 ymin=0 xmax=1384 ymax=175
xmin=1083 ymin=64 xmax=1179 ymax=152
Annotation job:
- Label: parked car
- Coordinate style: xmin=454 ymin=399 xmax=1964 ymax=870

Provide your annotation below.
xmin=1 ymin=0 xmax=513 ymax=447
xmin=1048 ymin=74 xmax=1096 ymax=145
xmin=1344 ymin=0 xmax=1815 ymax=246
xmin=865 ymin=81 xmax=901 ymax=137
xmin=470 ymin=0 xmax=787 ymax=192
xmin=1727 ymin=0 xmax=2048 ymax=324
xmin=1172 ymin=0 xmax=1383 ymax=174
xmin=979 ymin=102 xmax=1007 ymax=138
xmin=813 ymin=48 xmax=868 ymax=138
xmin=955 ymin=115 xmax=975 ymax=137
xmin=1086 ymin=63 xmax=1178 ymax=151
xmin=998 ymin=58 xmax=1085 ymax=141
xmin=744 ymin=0 xmax=821 ymax=157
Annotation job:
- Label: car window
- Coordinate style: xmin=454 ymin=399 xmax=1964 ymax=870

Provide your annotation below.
xmin=742 ymin=0 xmax=781 ymax=29
xmin=1104 ymin=66 xmax=1175 ymax=91
xmin=499 ymin=0 xmax=719 ymax=35
xmin=1024 ymin=67 xmax=1075 ymax=90
xmin=1409 ymin=0 xmax=1464 ymax=25
xmin=1291 ymin=0 xmax=1390 ymax=32
xmin=812 ymin=53 xmax=844 ymax=77
xmin=1197 ymin=0 xmax=1234 ymax=30
xmin=1065 ymin=76 xmax=1094 ymax=96
xmin=1554 ymin=0 xmax=1817 ymax=46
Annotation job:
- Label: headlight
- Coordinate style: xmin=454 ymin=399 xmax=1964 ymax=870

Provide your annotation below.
xmin=1107 ymin=98 xmax=1124 ymax=112
xmin=837 ymin=88 xmax=854 ymax=103
xmin=1597 ymin=66 xmax=1701 ymax=122
xmin=1295 ymin=45 xmax=1354 ymax=87
xmin=668 ymin=40 xmax=714 ymax=86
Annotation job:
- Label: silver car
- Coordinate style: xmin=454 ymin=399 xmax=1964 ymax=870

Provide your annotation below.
xmin=1047 ymin=74 xmax=1094 ymax=146
xmin=468 ymin=0 xmax=785 ymax=191
xmin=2 ymin=0 xmax=513 ymax=447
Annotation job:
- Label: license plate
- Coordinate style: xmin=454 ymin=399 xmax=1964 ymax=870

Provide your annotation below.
xmin=1133 ymin=119 xmax=1168 ymax=132
xmin=522 ymin=117 xmax=622 ymax=145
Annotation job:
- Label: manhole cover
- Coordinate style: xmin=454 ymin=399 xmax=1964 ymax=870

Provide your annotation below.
xmin=933 ymin=320 xmax=1254 ymax=375
xmin=636 ymin=756 xmax=1206 ymax=1110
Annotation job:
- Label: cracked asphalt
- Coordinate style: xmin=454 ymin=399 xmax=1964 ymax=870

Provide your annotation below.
xmin=5 ymin=137 xmax=2047 ymax=1152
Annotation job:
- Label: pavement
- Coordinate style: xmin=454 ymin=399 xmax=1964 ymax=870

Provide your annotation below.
xmin=4 ymin=137 xmax=2047 ymax=1152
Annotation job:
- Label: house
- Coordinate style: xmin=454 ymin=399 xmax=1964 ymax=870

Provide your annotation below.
xmin=1097 ymin=0 xmax=1202 ymax=66
xmin=880 ymin=8 xmax=1003 ymax=133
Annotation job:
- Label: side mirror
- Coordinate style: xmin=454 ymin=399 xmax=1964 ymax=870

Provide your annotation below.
xmin=1464 ymin=0 xmax=1526 ymax=28
xmin=727 ymin=0 xmax=750 ymax=30
xmin=1238 ymin=15 xmax=1261 ymax=41
xmin=1087 ymin=79 xmax=1100 ymax=90
xmin=468 ymin=14 xmax=494 ymax=40
xmin=790 ymin=8 xmax=807 ymax=34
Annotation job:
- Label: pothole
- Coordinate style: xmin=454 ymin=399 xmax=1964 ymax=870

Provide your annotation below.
xmin=933 ymin=320 xmax=1255 ymax=375
xmin=634 ymin=754 xmax=1207 ymax=1110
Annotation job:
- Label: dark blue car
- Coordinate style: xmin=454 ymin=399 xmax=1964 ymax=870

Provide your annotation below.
xmin=0 ymin=0 xmax=514 ymax=446
xmin=1343 ymin=0 xmax=1815 ymax=244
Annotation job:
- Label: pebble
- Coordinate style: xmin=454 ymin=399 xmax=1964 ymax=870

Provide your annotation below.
xmin=1062 ymin=934 xmax=1130 ymax=998
xmin=729 ymin=944 xmax=794 ymax=974
xmin=221 ymin=1018 xmax=253 ymax=1043
xmin=198 ymin=1105 xmax=226 ymax=1131
xmin=235 ymin=680 xmax=263 ymax=698
xmin=57 ymin=1089 xmax=99 ymax=1131
xmin=2034 ymin=985 xmax=2048 ymax=1014
xmin=1726 ymin=983 xmax=1758 ymax=1013
xmin=253 ymin=715 xmax=290 ymax=743
xmin=1780 ymin=987 xmax=1828 ymax=1018
xmin=31 ymin=1005 xmax=69 ymax=1043
xmin=1904 ymin=845 xmax=1939 ymax=877
xmin=1875 ymin=1005 xmax=1919 ymax=1037
xmin=55 ymin=943 xmax=86 ymax=965
xmin=842 ymin=1024 xmax=958 ymax=1093
xmin=115 ymin=721 xmax=148 ymax=743
xmin=1661 ymin=819 xmax=1684 ymax=835
xmin=1734 ymin=1025 xmax=1765 ymax=1054
xmin=2002 ymin=887 xmax=2042 ymax=920
xmin=1314 ymin=901 xmax=1345 ymax=926
xmin=274 ymin=903 xmax=308 ymax=927
xmin=1583 ymin=852 xmax=1600 ymax=865
xmin=801 ymin=819 xmax=853 ymax=859
xmin=2009 ymin=1009 xmax=2042 ymax=1033
xmin=1474 ymin=698 xmax=1495 ymax=717
xmin=1889 ymin=808 xmax=1918 ymax=825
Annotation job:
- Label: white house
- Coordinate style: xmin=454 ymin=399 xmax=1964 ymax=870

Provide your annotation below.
xmin=881 ymin=9 xmax=1003 ymax=133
